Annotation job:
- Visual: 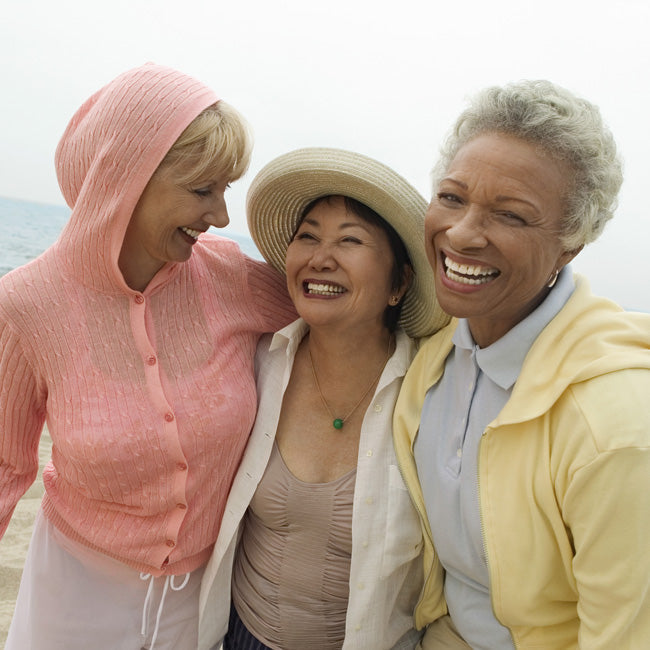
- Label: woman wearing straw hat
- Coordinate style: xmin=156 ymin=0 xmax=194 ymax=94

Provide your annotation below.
xmin=198 ymin=148 xmax=449 ymax=650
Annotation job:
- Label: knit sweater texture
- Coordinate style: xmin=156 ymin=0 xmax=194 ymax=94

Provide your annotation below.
xmin=0 ymin=64 xmax=296 ymax=576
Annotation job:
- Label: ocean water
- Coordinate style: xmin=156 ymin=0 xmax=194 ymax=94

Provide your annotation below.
xmin=0 ymin=195 xmax=260 ymax=278
xmin=0 ymin=197 xmax=71 ymax=277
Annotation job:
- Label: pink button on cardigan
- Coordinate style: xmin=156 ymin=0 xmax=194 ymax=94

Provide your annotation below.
xmin=0 ymin=64 xmax=295 ymax=576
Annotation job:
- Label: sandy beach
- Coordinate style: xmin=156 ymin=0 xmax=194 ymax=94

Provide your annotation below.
xmin=0 ymin=429 xmax=51 ymax=648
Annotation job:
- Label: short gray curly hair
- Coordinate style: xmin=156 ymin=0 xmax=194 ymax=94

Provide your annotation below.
xmin=432 ymin=80 xmax=623 ymax=250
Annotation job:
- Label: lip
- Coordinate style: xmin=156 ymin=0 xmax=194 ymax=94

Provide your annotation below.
xmin=302 ymin=278 xmax=347 ymax=298
xmin=437 ymin=250 xmax=500 ymax=292
xmin=178 ymin=226 xmax=205 ymax=244
xmin=442 ymin=249 xmax=496 ymax=268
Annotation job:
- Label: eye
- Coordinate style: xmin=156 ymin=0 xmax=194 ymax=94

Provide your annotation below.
xmin=437 ymin=192 xmax=462 ymax=206
xmin=498 ymin=211 xmax=527 ymax=225
xmin=341 ymin=236 xmax=362 ymax=244
xmin=192 ymin=187 xmax=212 ymax=198
xmin=293 ymin=231 xmax=317 ymax=242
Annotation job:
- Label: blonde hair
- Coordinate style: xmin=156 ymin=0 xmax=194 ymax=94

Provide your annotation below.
xmin=159 ymin=101 xmax=252 ymax=185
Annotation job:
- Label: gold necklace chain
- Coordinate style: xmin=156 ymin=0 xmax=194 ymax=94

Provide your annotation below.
xmin=308 ymin=336 xmax=393 ymax=430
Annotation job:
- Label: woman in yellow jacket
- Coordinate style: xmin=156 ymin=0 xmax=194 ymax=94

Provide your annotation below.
xmin=393 ymin=80 xmax=650 ymax=649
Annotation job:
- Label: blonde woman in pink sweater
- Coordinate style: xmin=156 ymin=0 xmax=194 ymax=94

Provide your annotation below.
xmin=0 ymin=64 xmax=295 ymax=649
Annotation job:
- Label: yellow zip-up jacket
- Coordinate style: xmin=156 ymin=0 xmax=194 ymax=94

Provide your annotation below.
xmin=393 ymin=276 xmax=650 ymax=649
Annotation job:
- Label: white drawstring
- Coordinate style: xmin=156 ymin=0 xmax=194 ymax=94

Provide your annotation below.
xmin=140 ymin=573 xmax=155 ymax=637
xmin=139 ymin=572 xmax=191 ymax=649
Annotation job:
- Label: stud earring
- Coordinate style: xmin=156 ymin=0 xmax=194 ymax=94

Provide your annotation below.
xmin=389 ymin=296 xmax=400 ymax=306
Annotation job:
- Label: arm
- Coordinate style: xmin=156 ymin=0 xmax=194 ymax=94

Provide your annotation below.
xmin=564 ymin=448 xmax=650 ymax=648
xmin=562 ymin=370 xmax=650 ymax=649
xmin=243 ymin=256 xmax=297 ymax=332
xmin=0 ymin=321 xmax=45 ymax=538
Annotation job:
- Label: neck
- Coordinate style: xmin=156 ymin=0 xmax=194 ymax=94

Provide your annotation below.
xmin=118 ymin=252 xmax=160 ymax=292
xmin=307 ymin=324 xmax=393 ymax=367
xmin=304 ymin=325 xmax=394 ymax=431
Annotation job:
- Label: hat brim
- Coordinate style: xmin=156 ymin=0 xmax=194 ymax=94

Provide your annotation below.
xmin=246 ymin=147 xmax=449 ymax=338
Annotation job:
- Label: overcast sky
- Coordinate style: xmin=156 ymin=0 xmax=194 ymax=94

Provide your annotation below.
xmin=2 ymin=0 xmax=649 ymax=310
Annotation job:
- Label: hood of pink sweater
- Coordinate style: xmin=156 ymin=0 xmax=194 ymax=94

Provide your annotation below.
xmin=53 ymin=63 xmax=219 ymax=294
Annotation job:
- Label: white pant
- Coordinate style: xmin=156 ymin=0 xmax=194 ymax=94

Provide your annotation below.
xmin=6 ymin=509 xmax=204 ymax=650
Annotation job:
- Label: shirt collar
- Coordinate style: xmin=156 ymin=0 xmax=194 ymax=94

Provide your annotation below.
xmin=269 ymin=318 xmax=309 ymax=355
xmin=268 ymin=318 xmax=415 ymax=381
xmin=452 ymin=266 xmax=576 ymax=390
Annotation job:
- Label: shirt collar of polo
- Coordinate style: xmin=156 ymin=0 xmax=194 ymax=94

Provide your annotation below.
xmin=452 ymin=266 xmax=576 ymax=390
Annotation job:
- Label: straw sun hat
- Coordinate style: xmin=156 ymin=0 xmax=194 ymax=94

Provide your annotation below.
xmin=246 ymin=147 xmax=449 ymax=339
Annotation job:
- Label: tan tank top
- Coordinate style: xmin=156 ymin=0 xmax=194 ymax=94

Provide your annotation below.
xmin=231 ymin=441 xmax=356 ymax=649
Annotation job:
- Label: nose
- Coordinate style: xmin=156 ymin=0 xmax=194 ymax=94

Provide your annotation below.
xmin=308 ymin=242 xmax=337 ymax=270
xmin=204 ymin=193 xmax=230 ymax=228
xmin=446 ymin=206 xmax=488 ymax=250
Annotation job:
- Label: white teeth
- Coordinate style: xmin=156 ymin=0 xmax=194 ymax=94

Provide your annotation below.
xmin=306 ymin=282 xmax=346 ymax=296
xmin=180 ymin=227 xmax=201 ymax=240
xmin=444 ymin=257 xmax=499 ymax=285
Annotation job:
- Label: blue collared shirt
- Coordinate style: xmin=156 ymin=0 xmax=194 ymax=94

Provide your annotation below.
xmin=414 ymin=267 xmax=575 ymax=649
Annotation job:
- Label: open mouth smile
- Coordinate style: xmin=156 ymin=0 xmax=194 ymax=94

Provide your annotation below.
xmin=443 ymin=254 xmax=500 ymax=285
xmin=304 ymin=281 xmax=346 ymax=296
xmin=180 ymin=226 xmax=202 ymax=240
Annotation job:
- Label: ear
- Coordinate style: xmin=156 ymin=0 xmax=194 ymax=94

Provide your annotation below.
xmin=395 ymin=264 xmax=413 ymax=303
xmin=558 ymin=244 xmax=583 ymax=269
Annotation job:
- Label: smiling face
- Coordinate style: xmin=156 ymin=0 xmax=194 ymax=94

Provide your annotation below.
xmin=285 ymin=196 xmax=403 ymax=336
xmin=118 ymin=165 xmax=231 ymax=291
xmin=425 ymin=132 xmax=580 ymax=347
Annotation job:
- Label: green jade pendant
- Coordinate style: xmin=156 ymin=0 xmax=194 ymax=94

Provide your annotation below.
xmin=309 ymin=340 xmax=392 ymax=434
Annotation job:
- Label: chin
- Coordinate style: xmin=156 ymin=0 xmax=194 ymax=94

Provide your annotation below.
xmin=435 ymin=288 xmax=474 ymax=320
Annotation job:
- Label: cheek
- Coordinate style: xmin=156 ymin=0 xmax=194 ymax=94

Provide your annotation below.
xmin=283 ymin=252 xmax=303 ymax=290
xmin=424 ymin=208 xmax=443 ymax=245
xmin=423 ymin=211 xmax=435 ymax=239
xmin=423 ymin=222 xmax=438 ymax=267
xmin=284 ymin=271 xmax=303 ymax=308
xmin=372 ymin=258 xmax=399 ymax=303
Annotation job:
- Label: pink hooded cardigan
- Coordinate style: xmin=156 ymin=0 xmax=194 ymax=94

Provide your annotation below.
xmin=0 ymin=64 xmax=295 ymax=576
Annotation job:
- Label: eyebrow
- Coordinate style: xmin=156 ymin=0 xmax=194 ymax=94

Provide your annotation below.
xmin=441 ymin=178 xmax=540 ymax=213
xmin=494 ymin=194 xmax=539 ymax=212
xmin=442 ymin=178 xmax=468 ymax=190
xmin=301 ymin=216 xmax=374 ymax=233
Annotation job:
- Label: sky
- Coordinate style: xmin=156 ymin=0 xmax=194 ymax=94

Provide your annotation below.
xmin=2 ymin=0 xmax=649 ymax=310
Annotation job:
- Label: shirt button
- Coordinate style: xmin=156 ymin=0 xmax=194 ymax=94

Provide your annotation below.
xmin=176 ymin=462 xmax=188 ymax=471
xmin=134 ymin=294 xmax=145 ymax=304
xmin=456 ymin=448 xmax=462 ymax=458
xmin=177 ymin=503 xmax=187 ymax=510
xmin=357 ymin=582 xmax=365 ymax=590
xmin=366 ymin=449 xmax=373 ymax=457
xmin=147 ymin=356 xmax=157 ymax=365
xmin=166 ymin=540 xmax=175 ymax=548
xmin=164 ymin=412 xmax=174 ymax=422
xmin=355 ymin=625 xmax=361 ymax=631
xmin=362 ymin=541 xmax=369 ymax=548
xmin=365 ymin=497 xmax=373 ymax=505
xmin=373 ymin=403 xmax=382 ymax=413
